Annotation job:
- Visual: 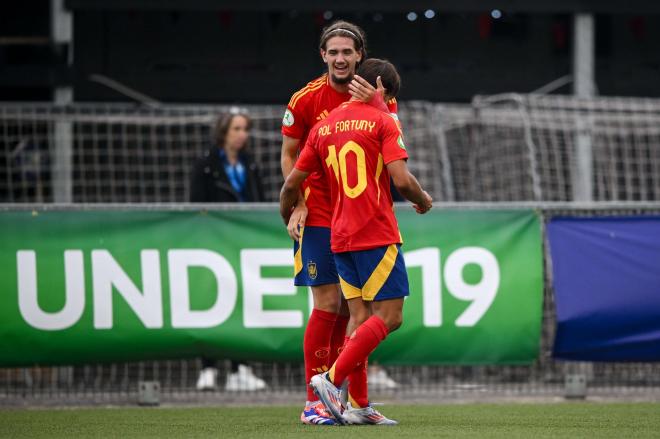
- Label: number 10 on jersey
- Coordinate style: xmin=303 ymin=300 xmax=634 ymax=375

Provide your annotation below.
xmin=325 ymin=141 xmax=383 ymax=199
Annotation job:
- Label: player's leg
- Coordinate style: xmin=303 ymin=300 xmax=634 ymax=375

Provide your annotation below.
xmin=328 ymin=244 xmax=408 ymax=385
xmin=311 ymin=297 xmax=387 ymax=425
xmin=324 ymin=244 xmax=408 ymax=425
xmin=328 ymin=298 xmax=349 ymax=367
xmin=342 ymin=244 xmax=408 ymax=425
xmin=310 ymin=297 xmax=369 ymax=424
xmin=295 ymin=226 xmax=342 ymax=425
xmin=343 ymin=298 xmax=371 ymax=410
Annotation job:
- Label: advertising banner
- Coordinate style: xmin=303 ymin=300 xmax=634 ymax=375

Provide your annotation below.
xmin=0 ymin=208 xmax=543 ymax=366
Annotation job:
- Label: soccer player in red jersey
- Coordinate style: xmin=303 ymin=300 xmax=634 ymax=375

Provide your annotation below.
xmin=281 ymin=21 xmax=399 ymax=425
xmin=281 ymin=59 xmax=433 ymax=425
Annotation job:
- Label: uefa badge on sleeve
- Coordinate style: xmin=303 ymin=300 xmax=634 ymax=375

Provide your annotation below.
xmin=397 ymin=135 xmax=407 ymax=150
xmin=282 ymin=109 xmax=295 ymax=127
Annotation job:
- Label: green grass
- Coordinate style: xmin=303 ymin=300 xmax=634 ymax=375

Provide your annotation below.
xmin=1 ymin=403 xmax=659 ymax=438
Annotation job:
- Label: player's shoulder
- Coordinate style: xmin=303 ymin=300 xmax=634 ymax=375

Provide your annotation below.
xmin=287 ymin=74 xmax=328 ymax=109
xmin=377 ymin=109 xmax=402 ymax=133
xmin=378 ymin=107 xmax=399 ymax=123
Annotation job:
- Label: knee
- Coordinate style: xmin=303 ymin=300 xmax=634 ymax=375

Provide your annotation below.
xmin=313 ymin=286 xmax=341 ymax=313
xmin=315 ymin=297 xmax=340 ymax=313
xmin=383 ymin=313 xmax=403 ymax=333
xmin=350 ymin=308 xmax=370 ymax=327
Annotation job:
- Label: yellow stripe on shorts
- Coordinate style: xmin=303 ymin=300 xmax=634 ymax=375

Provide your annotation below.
xmin=339 ymin=275 xmax=362 ymax=300
xmin=362 ymin=244 xmax=398 ymax=301
xmin=293 ymin=227 xmax=305 ymax=276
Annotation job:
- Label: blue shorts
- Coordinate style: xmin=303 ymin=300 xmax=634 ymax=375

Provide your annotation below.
xmin=293 ymin=226 xmax=339 ymax=286
xmin=334 ymin=244 xmax=409 ymax=302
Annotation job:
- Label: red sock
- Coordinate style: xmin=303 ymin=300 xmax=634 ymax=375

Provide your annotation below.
xmin=329 ymin=314 xmax=349 ymax=366
xmin=348 ymin=358 xmax=369 ymax=408
xmin=304 ymin=309 xmax=337 ymax=401
xmin=329 ymin=316 xmax=388 ymax=386
xmin=341 ymin=334 xmax=369 ymax=408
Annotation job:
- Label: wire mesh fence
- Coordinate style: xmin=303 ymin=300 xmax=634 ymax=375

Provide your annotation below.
xmin=3 ymin=94 xmax=660 ymax=204
xmin=1 ymin=204 xmax=659 ymax=406
xmin=1 ymin=95 xmax=660 ymax=405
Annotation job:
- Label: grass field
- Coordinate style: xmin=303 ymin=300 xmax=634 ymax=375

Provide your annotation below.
xmin=1 ymin=403 xmax=659 ymax=438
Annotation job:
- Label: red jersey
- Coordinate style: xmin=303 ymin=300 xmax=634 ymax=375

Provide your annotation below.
xmin=295 ymin=101 xmax=408 ymax=253
xmin=282 ymin=74 xmax=398 ymax=228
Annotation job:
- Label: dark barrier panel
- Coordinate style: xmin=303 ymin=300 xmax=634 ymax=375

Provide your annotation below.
xmin=548 ymin=216 xmax=660 ymax=361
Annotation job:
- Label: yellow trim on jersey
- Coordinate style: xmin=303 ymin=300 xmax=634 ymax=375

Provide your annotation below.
xmin=290 ymin=82 xmax=324 ymax=109
xmin=362 ymin=244 xmax=398 ymax=301
xmin=289 ymin=77 xmax=324 ymax=105
xmin=290 ymin=76 xmax=325 ymax=102
xmin=374 ymin=153 xmax=383 ymax=205
xmin=288 ymin=80 xmax=321 ymax=108
xmin=304 ymin=187 xmax=311 ymax=201
xmin=289 ymin=75 xmax=327 ymax=109
xmin=339 ymin=275 xmax=362 ymax=300
xmin=293 ymin=226 xmax=305 ymax=276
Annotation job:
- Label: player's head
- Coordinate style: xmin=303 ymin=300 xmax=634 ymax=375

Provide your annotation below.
xmin=356 ymin=58 xmax=401 ymax=100
xmin=213 ymin=112 xmax=252 ymax=151
xmin=319 ymin=20 xmax=367 ymax=85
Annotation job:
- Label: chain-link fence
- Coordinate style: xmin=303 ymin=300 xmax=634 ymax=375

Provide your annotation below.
xmin=2 ymin=96 xmax=660 ymax=405
xmin=3 ymin=95 xmax=660 ymax=204
xmin=1 ymin=203 xmax=659 ymax=406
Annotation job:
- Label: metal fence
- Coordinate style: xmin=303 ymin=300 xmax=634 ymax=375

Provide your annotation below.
xmin=1 ymin=203 xmax=660 ymax=406
xmin=3 ymin=94 xmax=660 ymax=205
xmin=1 ymin=95 xmax=660 ymax=405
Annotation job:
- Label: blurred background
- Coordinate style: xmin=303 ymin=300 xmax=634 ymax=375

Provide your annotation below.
xmin=1 ymin=0 xmax=659 ymax=406
xmin=3 ymin=1 xmax=660 ymax=102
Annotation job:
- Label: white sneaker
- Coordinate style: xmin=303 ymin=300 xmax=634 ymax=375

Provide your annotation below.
xmin=225 ymin=364 xmax=267 ymax=391
xmin=196 ymin=367 xmax=218 ymax=391
xmin=367 ymin=368 xmax=399 ymax=390
xmin=309 ymin=373 xmax=347 ymax=425
xmin=343 ymin=404 xmax=398 ymax=425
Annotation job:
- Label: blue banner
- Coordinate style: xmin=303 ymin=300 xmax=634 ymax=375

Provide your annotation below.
xmin=548 ymin=216 xmax=660 ymax=361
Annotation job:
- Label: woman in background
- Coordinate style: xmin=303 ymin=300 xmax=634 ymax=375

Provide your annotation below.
xmin=190 ymin=112 xmax=266 ymax=391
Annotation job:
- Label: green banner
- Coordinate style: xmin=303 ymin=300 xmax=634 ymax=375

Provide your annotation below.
xmin=0 ymin=208 xmax=543 ymax=366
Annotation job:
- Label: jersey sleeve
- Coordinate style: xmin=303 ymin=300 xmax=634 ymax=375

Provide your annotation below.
xmin=294 ymin=131 xmax=323 ymax=174
xmin=380 ymin=114 xmax=409 ymax=165
xmin=386 ymin=98 xmax=398 ymax=114
xmin=386 ymin=98 xmax=404 ymax=131
xmin=281 ymin=91 xmax=310 ymax=139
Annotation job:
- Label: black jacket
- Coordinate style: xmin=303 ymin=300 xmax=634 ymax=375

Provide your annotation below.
xmin=189 ymin=147 xmax=264 ymax=202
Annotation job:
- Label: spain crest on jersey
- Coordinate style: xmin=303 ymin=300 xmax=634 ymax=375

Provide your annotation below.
xmin=307 ymin=261 xmax=318 ymax=279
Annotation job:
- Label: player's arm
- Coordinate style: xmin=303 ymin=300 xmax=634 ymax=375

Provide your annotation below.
xmin=281 ymin=135 xmax=301 ymax=179
xmin=280 ymin=168 xmax=310 ymax=224
xmin=379 ymin=114 xmax=431 ymax=211
xmin=281 ymin=133 xmax=321 ymax=237
xmin=387 ymin=160 xmax=432 ymax=214
xmin=281 ymin=135 xmax=307 ymax=237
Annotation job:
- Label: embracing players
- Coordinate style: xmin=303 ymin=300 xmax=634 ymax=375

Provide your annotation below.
xmin=281 ymin=21 xmax=398 ymax=425
xmin=281 ymin=59 xmax=433 ymax=425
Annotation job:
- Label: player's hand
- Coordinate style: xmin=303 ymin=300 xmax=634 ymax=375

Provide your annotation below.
xmin=349 ymin=74 xmax=376 ymax=102
xmin=375 ymin=75 xmax=386 ymax=98
xmin=287 ymin=204 xmax=308 ymax=241
xmin=413 ymin=191 xmax=433 ymax=214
